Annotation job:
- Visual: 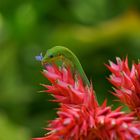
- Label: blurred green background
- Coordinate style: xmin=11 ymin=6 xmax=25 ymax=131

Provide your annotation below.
xmin=0 ymin=0 xmax=140 ymax=139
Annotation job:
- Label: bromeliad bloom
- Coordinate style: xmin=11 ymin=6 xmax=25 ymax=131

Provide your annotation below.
xmin=107 ymin=57 xmax=140 ymax=117
xmin=33 ymin=63 xmax=140 ymax=140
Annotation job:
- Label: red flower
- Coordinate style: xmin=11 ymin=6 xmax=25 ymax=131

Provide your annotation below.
xmin=33 ymin=64 xmax=140 ymax=140
xmin=107 ymin=57 xmax=140 ymax=117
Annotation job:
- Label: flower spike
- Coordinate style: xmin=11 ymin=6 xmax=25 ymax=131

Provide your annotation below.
xmin=34 ymin=63 xmax=140 ymax=140
xmin=107 ymin=57 xmax=140 ymax=117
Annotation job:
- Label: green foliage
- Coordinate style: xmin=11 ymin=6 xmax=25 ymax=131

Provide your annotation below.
xmin=0 ymin=0 xmax=140 ymax=139
xmin=0 ymin=114 xmax=30 ymax=140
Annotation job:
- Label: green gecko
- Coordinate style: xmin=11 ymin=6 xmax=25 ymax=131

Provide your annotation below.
xmin=36 ymin=46 xmax=90 ymax=87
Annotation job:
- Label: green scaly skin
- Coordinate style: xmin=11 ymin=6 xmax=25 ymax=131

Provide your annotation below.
xmin=41 ymin=46 xmax=90 ymax=87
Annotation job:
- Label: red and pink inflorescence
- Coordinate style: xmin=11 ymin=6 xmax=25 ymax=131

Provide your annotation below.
xmin=107 ymin=57 xmax=140 ymax=118
xmin=33 ymin=58 xmax=140 ymax=140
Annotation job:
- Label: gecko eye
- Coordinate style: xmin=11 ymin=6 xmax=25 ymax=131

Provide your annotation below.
xmin=49 ymin=54 xmax=54 ymax=58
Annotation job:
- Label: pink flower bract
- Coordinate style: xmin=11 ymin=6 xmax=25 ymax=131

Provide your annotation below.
xmin=107 ymin=57 xmax=140 ymax=117
xmin=33 ymin=63 xmax=140 ymax=140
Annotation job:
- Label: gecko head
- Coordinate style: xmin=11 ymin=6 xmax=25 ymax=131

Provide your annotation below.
xmin=41 ymin=46 xmax=64 ymax=65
